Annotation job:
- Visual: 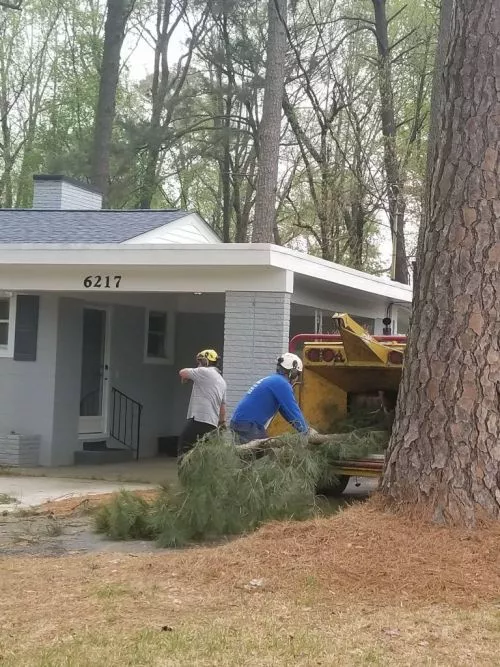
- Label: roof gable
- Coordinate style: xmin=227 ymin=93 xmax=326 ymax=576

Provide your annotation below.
xmin=125 ymin=213 xmax=221 ymax=245
xmin=0 ymin=209 xmax=219 ymax=244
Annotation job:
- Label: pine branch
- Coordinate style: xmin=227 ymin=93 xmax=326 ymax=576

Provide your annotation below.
xmin=0 ymin=0 xmax=22 ymax=9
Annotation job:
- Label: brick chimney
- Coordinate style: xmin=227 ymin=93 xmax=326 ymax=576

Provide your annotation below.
xmin=32 ymin=175 xmax=102 ymax=210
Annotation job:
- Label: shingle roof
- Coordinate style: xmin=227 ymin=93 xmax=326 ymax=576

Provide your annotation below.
xmin=0 ymin=209 xmax=190 ymax=243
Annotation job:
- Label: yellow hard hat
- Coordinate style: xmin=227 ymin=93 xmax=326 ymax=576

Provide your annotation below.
xmin=197 ymin=349 xmax=219 ymax=363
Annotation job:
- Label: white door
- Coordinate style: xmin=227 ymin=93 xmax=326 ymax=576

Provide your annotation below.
xmin=79 ymin=307 xmax=110 ymax=435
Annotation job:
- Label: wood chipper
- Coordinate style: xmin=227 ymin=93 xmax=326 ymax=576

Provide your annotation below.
xmin=268 ymin=313 xmax=407 ymax=494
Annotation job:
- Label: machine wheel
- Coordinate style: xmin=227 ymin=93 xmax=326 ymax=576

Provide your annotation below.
xmin=316 ymin=475 xmax=351 ymax=497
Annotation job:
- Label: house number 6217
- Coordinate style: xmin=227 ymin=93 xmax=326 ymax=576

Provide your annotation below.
xmin=83 ymin=275 xmax=122 ymax=289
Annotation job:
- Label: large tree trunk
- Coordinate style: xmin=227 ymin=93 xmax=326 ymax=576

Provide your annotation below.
xmin=252 ymin=0 xmax=287 ymax=243
xmin=91 ymin=0 xmax=133 ymax=206
xmin=371 ymin=0 xmax=408 ymax=284
xmin=381 ymin=0 xmax=500 ymax=527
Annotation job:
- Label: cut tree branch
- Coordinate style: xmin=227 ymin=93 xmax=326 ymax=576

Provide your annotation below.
xmin=0 ymin=0 xmax=22 ymax=9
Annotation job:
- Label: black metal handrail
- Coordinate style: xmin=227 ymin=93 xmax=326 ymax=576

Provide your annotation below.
xmin=110 ymin=387 xmax=143 ymax=460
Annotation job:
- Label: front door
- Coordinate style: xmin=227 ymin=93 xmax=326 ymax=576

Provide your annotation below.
xmin=79 ymin=307 xmax=110 ymax=435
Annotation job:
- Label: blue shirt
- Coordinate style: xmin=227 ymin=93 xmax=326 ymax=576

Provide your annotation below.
xmin=231 ymin=374 xmax=308 ymax=433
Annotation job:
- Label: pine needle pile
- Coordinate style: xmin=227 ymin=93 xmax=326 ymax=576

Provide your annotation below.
xmin=95 ymin=412 xmax=389 ymax=547
xmin=95 ymin=437 xmax=321 ymax=547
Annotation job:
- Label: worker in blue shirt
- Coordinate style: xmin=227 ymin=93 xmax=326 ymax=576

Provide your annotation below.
xmin=230 ymin=352 xmax=314 ymax=443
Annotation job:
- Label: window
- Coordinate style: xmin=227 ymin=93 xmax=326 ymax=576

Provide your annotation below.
xmin=0 ymin=296 xmax=16 ymax=358
xmin=144 ymin=309 xmax=174 ymax=364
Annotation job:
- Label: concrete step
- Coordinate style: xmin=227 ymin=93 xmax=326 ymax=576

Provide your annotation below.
xmin=74 ymin=448 xmax=135 ymax=465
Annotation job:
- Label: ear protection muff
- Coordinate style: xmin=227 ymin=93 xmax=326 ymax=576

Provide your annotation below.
xmin=288 ymin=360 xmax=300 ymax=382
xmin=278 ymin=356 xmax=300 ymax=381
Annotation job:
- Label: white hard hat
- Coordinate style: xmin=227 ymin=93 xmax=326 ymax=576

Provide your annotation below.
xmin=278 ymin=352 xmax=303 ymax=373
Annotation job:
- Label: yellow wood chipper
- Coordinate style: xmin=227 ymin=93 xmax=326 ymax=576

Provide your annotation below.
xmin=268 ymin=313 xmax=407 ymax=494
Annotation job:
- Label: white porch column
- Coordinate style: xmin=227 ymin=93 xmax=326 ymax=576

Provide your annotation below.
xmin=223 ymin=291 xmax=291 ymax=415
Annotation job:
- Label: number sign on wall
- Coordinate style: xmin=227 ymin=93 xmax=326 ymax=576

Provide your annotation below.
xmin=83 ymin=275 xmax=122 ymax=289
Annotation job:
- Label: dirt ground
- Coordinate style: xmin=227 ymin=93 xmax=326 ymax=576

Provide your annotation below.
xmin=0 ymin=495 xmax=351 ymax=558
xmin=0 ymin=509 xmax=161 ymax=557
xmin=0 ymin=491 xmax=160 ymax=557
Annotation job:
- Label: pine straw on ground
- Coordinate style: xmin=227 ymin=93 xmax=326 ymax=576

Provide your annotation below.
xmin=240 ymin=499 xmax=500 ymax=606
xmin=3 ymin=498 xmax=500 ymax=606
xmin=2 ymin=500 xmax=500 ymax=665
xmin=38 ymin=490 xmax=500 ymax=607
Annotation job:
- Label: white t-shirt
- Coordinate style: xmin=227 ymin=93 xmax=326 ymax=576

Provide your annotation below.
xmin=185 ymin=367 xmax=227 ymax=427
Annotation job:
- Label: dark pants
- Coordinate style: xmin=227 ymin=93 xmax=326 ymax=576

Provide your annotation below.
xmin=177 ymin=418 xmax=216 ymax=459
xmin=230 ymin=421 xmax=267 ymax=444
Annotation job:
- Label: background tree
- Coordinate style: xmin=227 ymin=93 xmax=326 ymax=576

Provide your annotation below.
xmin=0 ymin=0 xmax=440 ymax=280
xmin=381 ymin=0 xmax=500 ymax=527
xmin=281 ymin=0 xmax=381 ymax=266
xmin=252 ymin=0 xmax=287 ymax=243
xmin=91 ymin=0 xmax=135 ymax=204
xmin=370 ymin=0 xmax=408 ymax=283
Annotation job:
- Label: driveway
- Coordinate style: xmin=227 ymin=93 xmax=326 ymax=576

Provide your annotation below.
xmin=0 ymin=475 xmax=153 ymax=512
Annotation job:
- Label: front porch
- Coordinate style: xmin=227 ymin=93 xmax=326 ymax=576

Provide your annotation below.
xmin=28 ymin=290 xmax=329 ymax=466
xmin=4 ymin=456 xmax=180 ymax=485
xmin=0 ymin=243 xmax=412 ymax=467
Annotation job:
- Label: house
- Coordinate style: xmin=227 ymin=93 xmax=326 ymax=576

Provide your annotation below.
xmin=0 ymin=175 xmax=412 ymax=467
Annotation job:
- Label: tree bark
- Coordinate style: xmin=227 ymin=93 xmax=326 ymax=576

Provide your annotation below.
xmin=91 ymin=0 xmax=133 ymax=206
xmin=371 ymin=0 xmax=408 ymax=284
xmin=381 ymin=0 xmax=500 ymax=527
xmin=252 ymin=0 xmax=287 ymax=243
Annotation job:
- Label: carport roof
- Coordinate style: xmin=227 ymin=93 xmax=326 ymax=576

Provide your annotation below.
xmin=0 ymin=242 xmax=413 ymax=303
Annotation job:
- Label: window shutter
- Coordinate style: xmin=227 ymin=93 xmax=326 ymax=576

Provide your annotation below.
xmin=14 ymin=295 xmax=39 ymax=361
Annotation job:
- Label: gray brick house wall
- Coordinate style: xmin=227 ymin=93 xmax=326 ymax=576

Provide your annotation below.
xmin=223 ymin=291 xmax=291 ymax=414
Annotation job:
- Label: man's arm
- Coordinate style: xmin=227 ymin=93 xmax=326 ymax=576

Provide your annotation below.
xmin=271 ymin=380 xmax=308 ymax=433
xmin=179 ymin=368 xmax=198 ymax=383
xmin=219 ymin=402 xmax=227 ymax=427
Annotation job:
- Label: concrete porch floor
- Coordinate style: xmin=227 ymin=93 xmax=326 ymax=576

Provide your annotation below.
xmin=0 ymin=457 xmax=179 ymax=485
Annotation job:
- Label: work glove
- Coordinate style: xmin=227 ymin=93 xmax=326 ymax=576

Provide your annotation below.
xmin=307 ymin=427 xmax=325 ymax=444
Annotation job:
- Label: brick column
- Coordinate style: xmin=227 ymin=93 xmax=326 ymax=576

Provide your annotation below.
xmin=223 ymin=291 xmax=291 ymax=415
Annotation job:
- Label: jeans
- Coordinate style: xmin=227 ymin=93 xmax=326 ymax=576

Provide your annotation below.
xmin=230 ymin=421 xmax=268 ymax=444
xmin=177 ymin=418 xmax=216 ymax=458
